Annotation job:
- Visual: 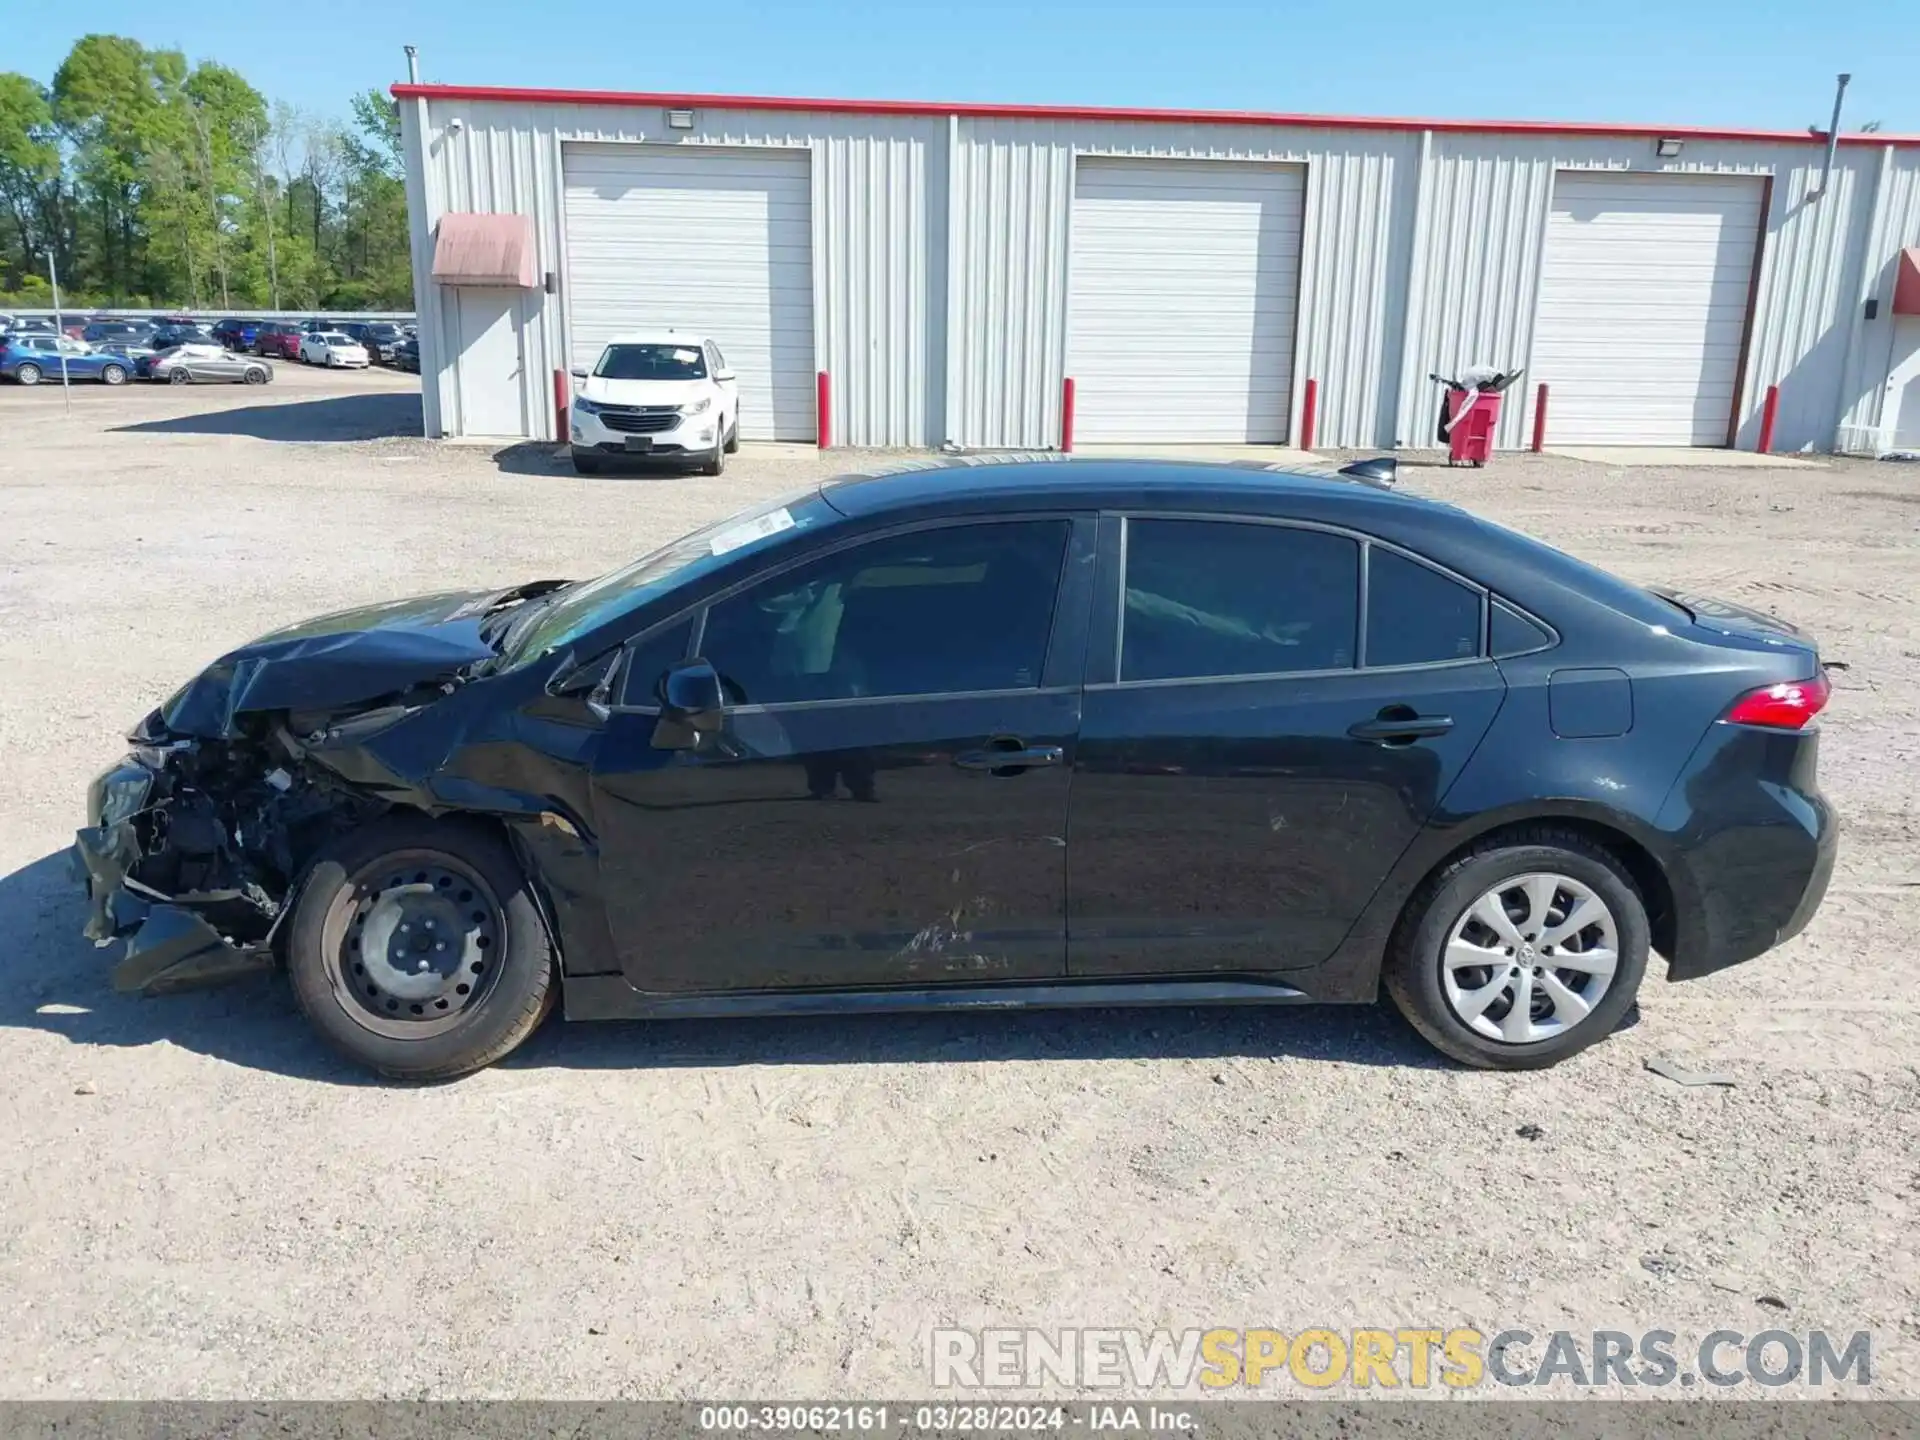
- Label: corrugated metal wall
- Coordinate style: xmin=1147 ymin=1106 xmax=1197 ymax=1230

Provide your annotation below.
xmin=407 ymin=96 xmax=1918 ymax=454
xmin=1838 ymin=148 xmax=1920 ymax=450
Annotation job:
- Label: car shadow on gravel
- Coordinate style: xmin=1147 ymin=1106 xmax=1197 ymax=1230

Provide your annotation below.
xmin=491 ymin=442 xmax=715 ymax=481
xmin=0 ymin=848 xmax=1446 ymax=1081
xmin=113 ymin=392 xmax=423 ymax=443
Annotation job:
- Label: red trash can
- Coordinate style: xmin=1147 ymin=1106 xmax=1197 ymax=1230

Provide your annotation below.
xmin=1431 ymin=368 xmax=1523 ymax=468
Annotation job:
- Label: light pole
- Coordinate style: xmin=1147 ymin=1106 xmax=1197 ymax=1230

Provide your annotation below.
xmin=46 ymin=249 xmax=72 ymax=413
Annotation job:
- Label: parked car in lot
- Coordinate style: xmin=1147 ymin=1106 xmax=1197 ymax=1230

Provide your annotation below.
xmin=567 ymin=332 xmax=740 ymax=475
xmin=251 ymin=322 xmax=303 ymax=360
xmin=1 ymin=333 xmax=135 ymax=385
xmin=341 ymin=321 xmax=407 ymax=364
xmin=299 ymin=330 xmax=370 ymax=368
xmin=147 ymin=323 xmax=218 ymax=352
xmin=143 ymin=343 xmax=273 ymax=385
xmin=81 ymin=320 xmax=158 ymax=360
xmin=72 ymin=458 xmax=1838 ymax=1080
xmin=210 ymin=317 xmax=262 ymax=352
xmin=389 ymin=337 xmax=420 ymax=373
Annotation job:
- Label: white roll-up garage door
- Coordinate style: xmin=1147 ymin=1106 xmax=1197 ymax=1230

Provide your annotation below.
xmin=1530 ymin=171 xmax=1765 ymax=446
xmin=1067 ymin=159 xmax=1304 ymax=444
xmin=562 ymin=144 xmax=815 ymax=441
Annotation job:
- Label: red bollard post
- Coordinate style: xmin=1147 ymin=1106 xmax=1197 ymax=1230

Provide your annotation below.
xmin=1061 ymin=377 xmax=1077 ymax=453
xmin=1299 ymin=378 xmax=1318 ymax=451
xmin=553 ymin=368 xmax=569 ymax=442
xmin=1531 ymin=382 xmax=1549 ymax=453
xmin=1757 ymin=384 xmax=1780 ymax=454
xmin=816 ymin=371 xmax=831 ymax=449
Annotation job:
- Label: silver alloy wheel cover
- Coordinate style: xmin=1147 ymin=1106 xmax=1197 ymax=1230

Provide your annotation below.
xmin=1441 ymin=871 xmax=1620 ymax=1044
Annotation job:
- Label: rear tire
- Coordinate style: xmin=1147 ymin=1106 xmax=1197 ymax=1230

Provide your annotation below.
xmin=101 ymin=363 xmax=128 ymax=386
xmin=285 ymin=814 xmax=557 ymax=1081
xmin=1383 ymin=827 xmax=1649 ymax=1070
xmin=169 ymin=368 xmax=192 ymax=385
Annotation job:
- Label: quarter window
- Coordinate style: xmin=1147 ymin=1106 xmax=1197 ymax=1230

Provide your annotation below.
xmin=699 ymin=521 xmax=1069 ymax=704
xmin=616 ymin=617 xmax=695 ymax=707
xmin=1365 ymin=548 xmax=1483 ymax=667
xmin=1120 ymin=520 xmax=1360 ymax=681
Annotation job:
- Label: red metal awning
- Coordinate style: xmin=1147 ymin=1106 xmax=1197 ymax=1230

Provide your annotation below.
xmin=1894 ymin=247 xmax=1920 ymax=317
xmin=431 ymin=212 xmax=537 ymax=288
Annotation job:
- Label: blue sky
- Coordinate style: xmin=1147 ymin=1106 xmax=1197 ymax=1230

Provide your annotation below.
xmin=10 ymin=0 xmax=1918 ymax=135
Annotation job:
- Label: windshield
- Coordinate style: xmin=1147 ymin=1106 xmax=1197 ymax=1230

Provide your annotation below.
xmin=594 ymin=343 xmax=707 ymax=381
xmin=504 ymin=488 xmax=835 ymax=662
xmin=320 ymin=332 xmax=353 ymax=344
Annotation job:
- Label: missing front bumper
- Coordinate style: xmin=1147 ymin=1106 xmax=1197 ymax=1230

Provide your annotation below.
xmin=72 ymin=814 xmax=275 ymax=997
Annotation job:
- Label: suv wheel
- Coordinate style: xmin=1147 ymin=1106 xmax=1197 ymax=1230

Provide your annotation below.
xmin=1383 ymin=827 xmax=1649 ymax=1069
xmin=285 ymin=815 xmax=557 ymax=1080
xmin=15 ymin=362 xmax=42 ymax=386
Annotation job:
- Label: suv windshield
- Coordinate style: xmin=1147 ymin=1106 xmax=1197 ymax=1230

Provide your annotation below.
xmin=503 ymin=488 xmax=835 ymax=663
xmin=594 ymin=343 xmax=708 ymax=381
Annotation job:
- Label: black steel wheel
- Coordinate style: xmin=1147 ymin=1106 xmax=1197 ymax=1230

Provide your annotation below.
xmin=287 ymin=815 xmax=556 ymax=1080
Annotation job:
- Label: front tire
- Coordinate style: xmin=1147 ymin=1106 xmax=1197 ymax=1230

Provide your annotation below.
xmin=1383 ymin=827 xmax=1649 ymax=1070
xmin=15 ymin=362 xmax=41 ymax=386
xmin=285 ymin=815 xmax=557 ymax=1080
xmin=723 ymin=415 xmax=740 ymax=453
xmin=243 ymin=365 xmax=269 ymax=385
xmin=699 ymin=435 xmax=726 ymax=476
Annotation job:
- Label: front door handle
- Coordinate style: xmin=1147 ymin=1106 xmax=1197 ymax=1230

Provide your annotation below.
xmin=954 ymin=741 xmax=1065 ymax=774
xmin=1348 ymin=708 xmax=1455 ymax=744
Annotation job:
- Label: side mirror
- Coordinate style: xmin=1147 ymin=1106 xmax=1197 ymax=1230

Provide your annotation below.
xmin=569 ymin=366 xmax=588 ymax=381
xmin=651 ymin=658 xmax=726 ymax=750
xmin=713 ymin=369 xmax=735 ymax=381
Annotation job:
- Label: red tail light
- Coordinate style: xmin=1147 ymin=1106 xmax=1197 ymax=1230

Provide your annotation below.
xmin=1723 ymin=671 xmax=1830 ymax=730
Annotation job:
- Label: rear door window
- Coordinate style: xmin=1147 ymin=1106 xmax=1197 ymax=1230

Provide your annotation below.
xmin=1120 ymin=520 xmax=1360 ymax=681
xmin=1365 ymin=548 xmax=1484 ymax=667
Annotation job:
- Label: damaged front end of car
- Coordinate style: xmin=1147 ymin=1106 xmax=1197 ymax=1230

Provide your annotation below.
xmin=71 ymin=581 xmax=573 ymax=996
xmin=75 ymin=702 xmax=424 ymax=994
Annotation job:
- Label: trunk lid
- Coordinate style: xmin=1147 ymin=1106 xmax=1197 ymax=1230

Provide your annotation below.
xmin=1649 ymin=586 xmax=1822 ymax=667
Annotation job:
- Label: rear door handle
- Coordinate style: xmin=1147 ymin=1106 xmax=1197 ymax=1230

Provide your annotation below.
xmin=955 ymin=743 xmax=1064 ymax=773
xmin=1348 ymin=711 xmax=1455 ymax=744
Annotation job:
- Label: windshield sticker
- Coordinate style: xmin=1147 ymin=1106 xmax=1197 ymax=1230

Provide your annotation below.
xmin=709 ymin=507 xmax=797 ymax=556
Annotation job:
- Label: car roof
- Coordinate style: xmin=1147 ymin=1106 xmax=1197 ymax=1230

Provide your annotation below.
xmin=601 ymin=332 xmax=711 ymax=347
xmin=818 ymin=455 xmax=1438 ymax=523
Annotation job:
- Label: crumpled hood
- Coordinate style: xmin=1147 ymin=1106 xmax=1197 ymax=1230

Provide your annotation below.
xmin=580 ymin=377 xmax=707 ymax=407
xmin=159 ymin=581 xmax=568 ymax=738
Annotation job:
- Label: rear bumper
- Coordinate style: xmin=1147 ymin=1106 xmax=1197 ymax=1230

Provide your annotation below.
xmin=1659 ymin=727 xmax=1840 ymax=982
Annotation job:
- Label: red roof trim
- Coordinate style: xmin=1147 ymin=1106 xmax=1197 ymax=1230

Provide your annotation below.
xmin=390 ymin=83 xmax=1920 ymax=147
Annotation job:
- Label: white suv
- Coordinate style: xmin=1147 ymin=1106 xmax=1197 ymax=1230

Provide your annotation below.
xmin=568 ymin=332 xmax=739 ymax=475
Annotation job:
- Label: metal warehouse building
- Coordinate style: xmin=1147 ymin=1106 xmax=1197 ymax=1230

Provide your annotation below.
xmin=395 ymin=83 xmax=1920 ymax=455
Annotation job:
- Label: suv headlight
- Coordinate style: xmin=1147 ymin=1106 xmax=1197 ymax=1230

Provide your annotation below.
xmin=679 ymin=397 xmax=712 ymax=416
xmin=573 ymin=396 xmax=602 ymax=415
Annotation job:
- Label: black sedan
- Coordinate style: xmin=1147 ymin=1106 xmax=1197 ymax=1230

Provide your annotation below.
xmin=73 ymin=459 xmax=1837 ymax=1080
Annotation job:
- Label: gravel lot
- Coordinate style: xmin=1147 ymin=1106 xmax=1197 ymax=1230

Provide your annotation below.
xmin=0 ymin=365 xmax=1915 ymax=1400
